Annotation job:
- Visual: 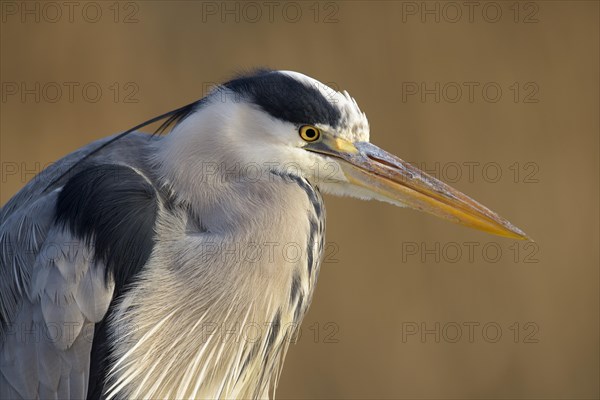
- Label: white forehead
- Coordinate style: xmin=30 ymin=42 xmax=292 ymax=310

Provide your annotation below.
xmin=280 ymin=71 xmax=370 ymax=142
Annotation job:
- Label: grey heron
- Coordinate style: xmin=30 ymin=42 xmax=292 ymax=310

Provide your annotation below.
xmin=0 ymin=69 xmax=528 ymax=399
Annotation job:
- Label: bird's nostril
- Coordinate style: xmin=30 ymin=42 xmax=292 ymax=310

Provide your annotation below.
xmin=367 ymin=154 xmax=399 ymax=170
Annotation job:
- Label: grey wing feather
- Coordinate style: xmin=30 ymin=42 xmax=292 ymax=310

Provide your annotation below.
xmin=1 ymin=132 xmax=156 ymax=399
xmin=1 ymin=202 xmax=113 ymax=399
xmin=1 ymin=132 xmax=157 ymax=224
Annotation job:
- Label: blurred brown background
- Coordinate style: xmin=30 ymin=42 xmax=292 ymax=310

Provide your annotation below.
xmin=1 ymin=1 xmax=598 ymax=398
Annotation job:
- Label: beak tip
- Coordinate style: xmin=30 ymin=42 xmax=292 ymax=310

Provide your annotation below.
xmin=504 ymin=225 xmax=532 ymax=241
xmin=520 ymin=232 xmax=535 ymax=242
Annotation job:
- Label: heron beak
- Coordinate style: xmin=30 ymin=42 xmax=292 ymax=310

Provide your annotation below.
xmin=304 ymin=137 xmax=530 ymax=240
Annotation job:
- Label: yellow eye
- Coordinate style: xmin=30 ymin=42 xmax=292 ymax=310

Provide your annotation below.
xmin=299 ymin=125 xmax=321 ymax=142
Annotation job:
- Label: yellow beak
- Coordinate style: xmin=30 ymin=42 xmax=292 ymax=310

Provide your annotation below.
xmin=305 ymin=136 xmax=530 ymax=240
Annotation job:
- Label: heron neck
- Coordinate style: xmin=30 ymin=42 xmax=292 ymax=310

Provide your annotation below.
xmin=107 ymin=145 xmax=325 ymax=399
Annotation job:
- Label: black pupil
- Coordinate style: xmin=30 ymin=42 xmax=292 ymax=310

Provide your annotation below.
xmin=305 ymin=128 xmax=316 ymax=138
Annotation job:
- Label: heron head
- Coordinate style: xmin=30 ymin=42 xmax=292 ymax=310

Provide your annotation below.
xmin=168 ymin=69 xmax=528 ymax=240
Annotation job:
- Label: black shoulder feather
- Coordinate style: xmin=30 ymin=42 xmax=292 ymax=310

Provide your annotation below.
xmin=54 ymin=164 xmax=159 ymax=294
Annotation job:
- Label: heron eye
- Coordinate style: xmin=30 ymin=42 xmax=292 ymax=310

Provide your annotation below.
xmin=299 ymin=125 xmax=321 ymax=142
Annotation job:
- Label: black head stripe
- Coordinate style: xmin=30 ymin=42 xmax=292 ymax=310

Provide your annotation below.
xmin=223 ymin=69 xmax=342 ymax=127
